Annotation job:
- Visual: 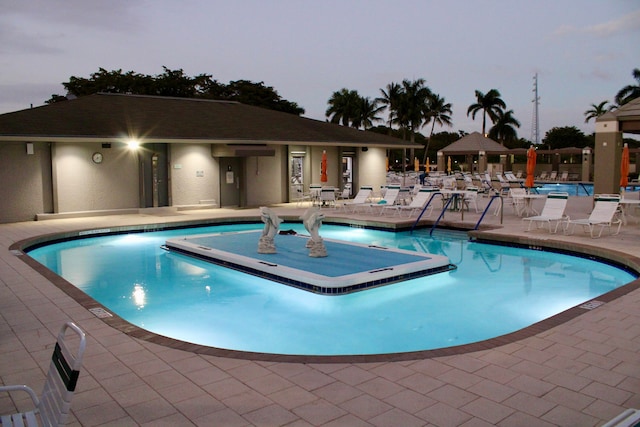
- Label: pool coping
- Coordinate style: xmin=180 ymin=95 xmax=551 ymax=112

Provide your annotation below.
xmin=10 ymin=216 xmax=640 ymax=364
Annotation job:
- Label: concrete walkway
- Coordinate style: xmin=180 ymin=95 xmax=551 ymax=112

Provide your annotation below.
xmin=1 ymin=196 xmax=639 ymax=426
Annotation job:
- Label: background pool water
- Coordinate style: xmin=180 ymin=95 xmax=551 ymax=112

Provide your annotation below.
xmin=28 ymin=224 xmax=636 ymax=356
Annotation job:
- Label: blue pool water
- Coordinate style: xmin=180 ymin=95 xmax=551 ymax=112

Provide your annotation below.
xmin=533 ymin=183 xmax=640 ymax=196
xmin=533 ymin=182 xmax=593 ymax=196
xmin=27 ymin=224 xmax=636 ymax=356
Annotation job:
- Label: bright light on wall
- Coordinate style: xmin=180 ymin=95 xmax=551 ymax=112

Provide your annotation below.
xmin=127 ymin=139 xmax=140 ymax=150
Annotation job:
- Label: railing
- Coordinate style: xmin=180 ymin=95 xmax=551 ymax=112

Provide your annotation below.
xmin=410 ymin=193 xmax=503 ymax=235
xmin=474 ymin=195 xmax=502 ymax=230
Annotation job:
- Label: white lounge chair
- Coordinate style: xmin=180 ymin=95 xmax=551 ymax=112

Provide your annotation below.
xmin=462 ymin=186 xmax=481 ymax=213
xmin=364 ymin=186 xmax=401 ymax=215
xmin=523 ymin=192 xmax=570 ymax=233
xmin=382 ymin=187 xmax=438 ymax=217
xmin=559 ymin=171 xmax=569 ymax=181
xmin=342 ymin=186 xmax=373 ymax=212
xmin=0 ymin=322 xmax=86 ymax=427
xmin=565 ymin=194 xmax=622 ymax=238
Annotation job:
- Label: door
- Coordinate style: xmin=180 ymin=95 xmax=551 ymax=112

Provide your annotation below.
xmin=141 ymin=143 xmax=169 ymax=207
xmin=219 ymin=157 xmax=243 ymax=207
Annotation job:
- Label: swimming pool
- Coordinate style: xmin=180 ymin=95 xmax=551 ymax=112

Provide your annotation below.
xmin=533 ymin=183 xmax=640 ymax=196
xmin=533 ymin=182 xmax=593 ymax=196
xmin=27 ymin=223 xmax=636 ymax=356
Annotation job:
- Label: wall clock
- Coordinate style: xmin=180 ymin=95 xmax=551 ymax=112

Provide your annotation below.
xmin=92 ymin=152 xmax=103 ymax=164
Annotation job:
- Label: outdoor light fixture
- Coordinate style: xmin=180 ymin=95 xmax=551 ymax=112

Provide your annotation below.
xmin=127 ymin=139 xmax=140 ymax=150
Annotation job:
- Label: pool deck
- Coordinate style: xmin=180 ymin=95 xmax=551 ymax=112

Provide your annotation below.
xmin=1 ymin=196 xmax=639 ymax=426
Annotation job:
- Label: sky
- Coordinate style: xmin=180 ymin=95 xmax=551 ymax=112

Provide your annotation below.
xmin=1 ymin=0 xmax=639 ymax=141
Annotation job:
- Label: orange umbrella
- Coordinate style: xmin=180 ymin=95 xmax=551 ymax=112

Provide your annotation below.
xmin=620 ymin=143 xmax=629 ymax=188
xmin=447 ymin=156 xmax=452 ymax=174
xmin=525 ymin=146 xmax=536 ymax=188
xmin=320 ymin=150 xmax=328 ymax=183
xmin=386 ymin=157 xmax=389 ymax=172
xmin=414 ymin=157 xmax=420 ymax=172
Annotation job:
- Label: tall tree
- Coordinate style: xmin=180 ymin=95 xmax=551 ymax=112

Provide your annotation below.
xmin=466 ymin=89 xmax=506 ymax=135
xmin=211 ymin=80 xmax=304 ymax=114
xmin=584 ymin=100 xmax=613 ymax=123
xmin=422 ymin=93 xmax=453 ymax=162
xmin=377 ymin=82 xmax=402 ymax=134
xmin=615 ymin=68 xmax=640 ymax=106
xmin=488 ymin=109 xmax=520 ymax=145
xmin=45 ymin=67 xmax=305 ymax=115
xmin=395 ymin=78 xmax=432 ymax=142
xmin=543 ymin=126 xmax=591 ymax=149
xmin=325 ymin=88 xmax=361 ymax=127
xmin=352 ymin=97 xmax=383 ymax=130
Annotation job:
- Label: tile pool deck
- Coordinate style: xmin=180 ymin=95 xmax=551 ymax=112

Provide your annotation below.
xmin=1 ymin=197 xmax=639 ymax=426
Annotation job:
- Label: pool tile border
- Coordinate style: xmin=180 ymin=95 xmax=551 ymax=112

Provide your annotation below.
xmin=10 ymin=221 xmax=640 ymax=364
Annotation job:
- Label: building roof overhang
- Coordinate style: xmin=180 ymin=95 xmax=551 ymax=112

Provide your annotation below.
xmin=0 ymin=93 xmax=419 ymax=149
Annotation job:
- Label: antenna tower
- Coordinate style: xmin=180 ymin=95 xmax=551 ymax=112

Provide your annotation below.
xmin=531 ymin=73 xmax=540 ymax=145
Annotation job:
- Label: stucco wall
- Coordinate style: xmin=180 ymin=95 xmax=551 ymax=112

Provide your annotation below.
xmin=52 ymin=142 xmax=139 ymax=212
xmin=170 ymin=144 xmax=219 ymax=206
xmin=357 ymin=147 xmax=387 ymax=190
xmin=0 ymin=142 xmax=52 ymax=223
xmin=245 ymin=146 xmax=286 ymax=206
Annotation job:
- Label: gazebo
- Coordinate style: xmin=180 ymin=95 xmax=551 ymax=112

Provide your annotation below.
xmin=595 ymin=97 xmax=640 ymax=194
xmin=437 ymin=132 xmax=509 ymax=173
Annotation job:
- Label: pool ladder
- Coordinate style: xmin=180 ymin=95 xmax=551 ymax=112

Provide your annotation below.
xmin=410 ymin=192 xmax=503 ymax=236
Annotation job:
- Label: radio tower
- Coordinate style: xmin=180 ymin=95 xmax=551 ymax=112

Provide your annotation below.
xmin=530 ymin=73 xmax=540 ymax=145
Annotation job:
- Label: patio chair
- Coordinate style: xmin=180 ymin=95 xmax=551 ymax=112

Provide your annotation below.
xmin=382 ymin=187 xmax=438 ymax=217
xmin=319 ymin=187 xmax=336 ymax=208
xmin=0 ymin=322 xmax=86 ymax=427
xmin=523 ymin=192 xmax=570 ymax=233
xmin=291 ymin=185 xmax=311 ymax=207
xmin=559 ymin=171 xmax=569 ymax=181
xmin=565 ymin=194 xmax=622 ymax=238
xmin=342 ymin=186 xmax=373 ymax=213
xmin=548 ymin=171 xmax=558 ymax=181
xmin=462 ymin=186 xmax=481 ymax=213
xmin=537 ymin=171 xmax=548 ymax=180
xmin=601 ymin=408 xmax=640 ymax=427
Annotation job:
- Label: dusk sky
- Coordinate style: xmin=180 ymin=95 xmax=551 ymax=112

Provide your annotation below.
xmin=2 ymin=0 xmax=639 ymax=141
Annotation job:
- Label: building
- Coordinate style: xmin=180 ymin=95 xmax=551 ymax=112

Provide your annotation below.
xmin=0 ymin=93 xmax=417 ymax=223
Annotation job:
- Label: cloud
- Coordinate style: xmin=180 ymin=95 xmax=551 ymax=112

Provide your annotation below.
xmin=0 ymin=0 xmax=143 ymax=56
xmin=553 ymin=9 xmax=640 ymax=38
xmin=1 ymin=0 xmax=141 ymax=30
xmin=585 ymin=9 xmax=640 ymax=37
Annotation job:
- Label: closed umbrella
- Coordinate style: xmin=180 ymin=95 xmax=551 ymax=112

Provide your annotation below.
xmin=447 ymin=157 xmax=452 ymax=174
xmin=320 ymin=150 xmax=328 ymax=183
xmin=414 ymin=157 xmax=420 ymax=172
xmin=620 ymin=143 xmax=629 ymax=188
xmin=525 ymin=146 xmax=536 ymax=189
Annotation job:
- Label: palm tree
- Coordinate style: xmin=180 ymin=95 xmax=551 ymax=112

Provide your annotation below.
xmin=377 ymin=82 xmax=402 ymax=134
xmin=422 ymin=93 xmax=453 ymax=162
xmin=584 ymin=101 xmax=614 ymax=123
xmin=488 ymin=109 xmax=520 ymax=145
xmin=395 ymin=78 xmax=432 ymax=142
xmin=352 ymin=97 xmax=384 ymax=130
xmin=467 ymin=89 xmax=506 ymax=135
xmin=325 ymin=89 xmax=361 ymax=127
xmin=615 ymin=68 xmax=640 ymax=106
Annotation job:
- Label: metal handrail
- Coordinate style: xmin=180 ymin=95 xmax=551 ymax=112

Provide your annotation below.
xmin=409 ymin=192 xmax=443 ymax=234
xmin=474 ymin=194 xmax=502 ymax=230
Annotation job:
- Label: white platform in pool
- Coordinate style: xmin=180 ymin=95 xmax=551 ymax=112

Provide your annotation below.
xmin=165 ymin=230 xmax=454 ymax=294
